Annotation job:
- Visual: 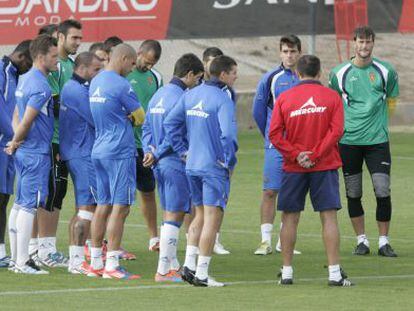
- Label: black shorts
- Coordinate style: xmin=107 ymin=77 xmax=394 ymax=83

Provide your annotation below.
xmin=339 ymin=142 xmax=391 ymax=176
xmin=45 ymin=143 xmax=68 ymax=211
xmin=136 ymin=148 xmax=156 ymax=193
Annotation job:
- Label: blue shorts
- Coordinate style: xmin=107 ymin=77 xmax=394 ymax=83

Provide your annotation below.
xmin=263 ymin=148 xmax=283 ymax=191
xmin=188 ymin=174 xmax=229 ymax=209
xmin=277 ymin=170 xmax=341 ymax=213
xmin=0 ymin=150 xmax=15 ymax=194
xmin=14 ymin=151 xmax=50 ymax=211
xmin=93 ymin=157 xmax=136 ymax=206
xmin=67 ymin=158 xmax=97 ymax=207
xmin=154 ymin=162 xmax=191 ymax=213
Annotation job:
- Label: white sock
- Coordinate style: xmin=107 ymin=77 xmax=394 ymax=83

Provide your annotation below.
xmin=158 ymin=224 xmax=180 ymax=275
xmin=90 ymin=247 xmax=103 ymax=270
xmin=28 ymin=238 xmax=38 ymax=255
xmin=38 ymin=237 xmax=49 ymax=260
xmin=215 ymin=232 xmax=220 ymax=244
xmin=357 ymin=234 xmax=369 ymax=247
xmin=8 ymin=204 xmax=20 ymax=262
xmin=16 ymin=209 xmax=35 ymax=267
xmin=157 ymin=225 xmax=169 ymax=275
xmin=195 ymin=255 xmax=211 ymax=280
xmin=69 ymin=245 xmax=75 ymax=267
xmin=328 ymin=264 xmax=342 ymax=282
xmin=261 ymin=223 xmax=273 ymax=243
xmin=184 ymin=245 xmax=198 ymax=271
xmin=0 ymin=243 xmax=6 ymax=259
xmin=72 ymin=246 xmax=84 ymax=267
xmin=85 ymin=239 xmax=92 ymax=248
xmin=105 ymin=250 xmax=120 ymax=271
xmin=282 ymin=265 xmax=293 ymax=280
xmin=379 ymin=235 xmax=389 ymax=249
xmin=47 ymin=237 xmax=57 ymax=254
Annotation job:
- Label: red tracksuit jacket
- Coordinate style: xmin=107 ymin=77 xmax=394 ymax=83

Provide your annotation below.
xmin=269 ymin=80 xmax=344 ymax=173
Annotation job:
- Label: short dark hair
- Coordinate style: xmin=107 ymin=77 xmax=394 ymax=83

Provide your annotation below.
xmin=104 ymin=36 xmax=123 ymax=51
xmin=58 ymin=19 xmax=82 ymax=36
xmin=89 ymin=42 xmax=106 ymax=54
xmin=173 ymin=53 xmax=204 ymax=78
xmin=297 ymin=55 xmax=320 ymax=78
xmin=74 ymin=52 xmax=100 ymax=70
xmin=354 ymin=26 xmax=375 ymax=41
xmin=29 ymin=35 xmax=57 ymax=60
xmin=13 ymin=39 xmax=32 ymax=60
xmin=38 ymin=24 xmax=58 ymax=36
xmin=202 ymin=47 xmax=223 ymax=62
xmin=280 ymin=34 xmax=301 ymax=52
xmin=209 ymin=55 xmax=237 ymax=78
xmin=139 ymin=40 xmax=162 ymax=60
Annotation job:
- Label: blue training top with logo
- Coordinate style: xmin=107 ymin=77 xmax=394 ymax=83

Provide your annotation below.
xmin=142 ymin=77 xmax=187 ymax=167
xmin=0 ymin=56 xmax=18 ymax=147
xmin=59 ymin=74 xmax=95 ymax=161
xmin=252 ymin=64 xmax=298 ymax=149
xmin=164 ymin=80 xmax=238 ymax=177
xmin=15 ymin=67 xmax=53 ymax=154
xmin=89 ymin=70 xmax=141 ymax=160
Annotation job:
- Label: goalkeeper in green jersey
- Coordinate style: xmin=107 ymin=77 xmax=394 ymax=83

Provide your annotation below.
xmin=329 ymin=26 xmax=399 ymax=258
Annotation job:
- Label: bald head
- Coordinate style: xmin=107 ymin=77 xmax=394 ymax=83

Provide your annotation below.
xmin=111 ymin=43 xmax=136 ymax=61
xmin=108 ymin=43 xmax=137 ymax=77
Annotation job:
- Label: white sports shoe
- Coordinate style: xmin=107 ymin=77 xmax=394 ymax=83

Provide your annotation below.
xmin=193 ymin=276 xmax=225 ymax=287
xmin=254 ymin=241 xmax=272 ymax=255
xmin=15 ymin=259 xmax=49 ymax=275
xmin=213 ymin=241 xmax=230 ymax=255
xmin=149 ymin=237 xmax=160 ymax=252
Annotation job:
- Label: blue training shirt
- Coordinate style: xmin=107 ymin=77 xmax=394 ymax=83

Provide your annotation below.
xmin=0 ymin=56 xmax=18 ymax=147
xmin=142 ymin=77 xmax=187 ymax=167
xmin=89 ymin=70 xmax=141 ymax=160
xmin=15 ymin=67 xmax=53 ymax=154
xmin=59 ymin=74 xmax=95 ymax=161
xmin=164 ymin=80 xmax=238 ymax=177
xmin=252 ymin=64 xmax=298 ymax=149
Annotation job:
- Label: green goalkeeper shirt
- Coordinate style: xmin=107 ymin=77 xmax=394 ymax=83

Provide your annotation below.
xmin=127 ymin=68 xmax=163 ymax=148
xmin=48 ymin=57 xmax=75 ymax=144
xmin=329 ymin=58 xmax=399 ymax=145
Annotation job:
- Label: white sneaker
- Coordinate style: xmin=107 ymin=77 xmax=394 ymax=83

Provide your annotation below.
xmin=213 ymin=241 xmax=230 ymax=255
xmin=40 ymin=252 xmax=69 ymax=268
xmin=275 ymin=243 xmax=302 ymax=255
xmin=15 ymin=259 xmax=49 ymax=275
xmin=194 ymin=275 xmax=225 ymax=287
xmin=8 ymin=260 xmax=17 ymax=272
xmin=149 ymin=237 xmax=160 ymax=252
xmin=254 ymin=241 xmax=272 ymax=255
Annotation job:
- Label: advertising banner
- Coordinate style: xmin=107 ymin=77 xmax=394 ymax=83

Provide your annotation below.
xmin=0 ymin=0 xmax=172 ymax=44
xmin=0 ymin=0 xmax=408 ymax=45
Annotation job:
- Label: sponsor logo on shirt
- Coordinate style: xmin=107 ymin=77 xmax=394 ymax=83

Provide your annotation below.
xmin=290 ymin=97 xmax=327 ymax=118
xmin=369 ymin=72 xmax=376 ymax=83
xmin=350 ymin=76 xmax=358 ymax=82
xmin=149 ymin=98 xmax=165 ymax=114
xmin=90 ymin=87 xmax=106 ymax=103
xmin=187 ymin=101 xmax=209 ymax=118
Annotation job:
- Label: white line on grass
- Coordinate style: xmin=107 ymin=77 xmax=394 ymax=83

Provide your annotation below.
xmin=59 ymin=221 xmax=413 ymax=243
xmin=1 ymin=274 xmax=414 ymax=297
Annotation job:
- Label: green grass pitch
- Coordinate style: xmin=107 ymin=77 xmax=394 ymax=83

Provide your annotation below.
xmin=1 ymin=131 xmax=414 ymax=310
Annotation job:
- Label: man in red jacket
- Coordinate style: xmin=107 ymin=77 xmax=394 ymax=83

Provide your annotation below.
xmin=269 ymin=55 xmax=353 ymax=287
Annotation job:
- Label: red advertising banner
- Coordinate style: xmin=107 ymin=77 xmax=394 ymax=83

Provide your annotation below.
xmin=398 ymin=0 xmax=414 ymax=33
xmin=0 ymin=0 xmax=172 ymax=44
